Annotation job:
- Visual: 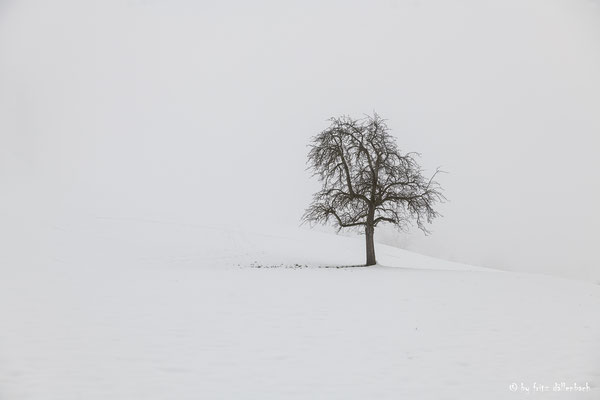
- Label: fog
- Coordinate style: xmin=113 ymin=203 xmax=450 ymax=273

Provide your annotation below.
xmin=1 ymin=0 xmax=599 ymax=280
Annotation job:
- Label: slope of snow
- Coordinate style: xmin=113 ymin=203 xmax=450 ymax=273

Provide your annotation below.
xmin=0 ymin=217 xmax=598 ymax=399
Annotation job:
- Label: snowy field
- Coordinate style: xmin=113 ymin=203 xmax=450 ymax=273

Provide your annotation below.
xmin=0 ymin=217 xmax=598 ymax=399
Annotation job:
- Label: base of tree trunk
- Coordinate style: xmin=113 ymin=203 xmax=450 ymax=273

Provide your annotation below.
xmin=365 ymin=224 xmax=376 ymax=266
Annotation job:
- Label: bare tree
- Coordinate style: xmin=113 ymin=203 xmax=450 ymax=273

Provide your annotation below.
xmin=302 ymin=113 xmax=445 ymax=266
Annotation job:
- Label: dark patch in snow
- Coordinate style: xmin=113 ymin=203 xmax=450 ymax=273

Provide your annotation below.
xmin=244 ymin=262 xmax=369 ymax=269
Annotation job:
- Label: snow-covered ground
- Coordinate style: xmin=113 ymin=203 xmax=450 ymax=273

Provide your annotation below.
xmin=0 ymin=217 xmax=598 ymax=399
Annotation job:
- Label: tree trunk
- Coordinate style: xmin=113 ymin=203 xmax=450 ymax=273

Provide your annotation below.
xmin=365 ymin=224 xmax=376 ymax=266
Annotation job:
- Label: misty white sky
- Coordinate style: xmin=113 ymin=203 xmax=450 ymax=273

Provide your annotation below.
xmin=1 ymin=0 xmax=599 ymax=280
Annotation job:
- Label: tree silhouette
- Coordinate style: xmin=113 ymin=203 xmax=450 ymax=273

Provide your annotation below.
xmin=303 ymin=113 xmax=445 ymax=266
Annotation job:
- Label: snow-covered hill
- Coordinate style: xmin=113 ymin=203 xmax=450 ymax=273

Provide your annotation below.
xmin=0 ymin=218 xmax=598 ymax=399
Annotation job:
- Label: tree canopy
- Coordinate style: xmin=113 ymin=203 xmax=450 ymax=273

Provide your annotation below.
xmin=303 ymin=113 xmax=445 ymax=265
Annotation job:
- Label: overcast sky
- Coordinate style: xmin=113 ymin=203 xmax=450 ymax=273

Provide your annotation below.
xmin=1 ymin=0 xmax=599 ymax=280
